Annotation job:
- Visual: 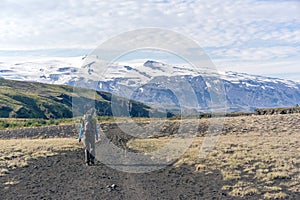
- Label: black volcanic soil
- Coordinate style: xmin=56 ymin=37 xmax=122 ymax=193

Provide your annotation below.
xmin=0 ymin=121 xmax=230 ymax=200
xmin=0 ymin=149 xmax=233 ymax=200
xmin=1 ymin=113 xmax=300 ymax=199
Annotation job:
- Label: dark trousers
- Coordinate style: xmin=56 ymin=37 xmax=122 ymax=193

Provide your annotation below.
xmin=83 ymin=134 xmax=95 ymax=163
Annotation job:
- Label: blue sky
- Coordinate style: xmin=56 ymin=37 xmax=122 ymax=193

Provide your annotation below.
xmin=0 ymin=0 xmax=299 ymax=81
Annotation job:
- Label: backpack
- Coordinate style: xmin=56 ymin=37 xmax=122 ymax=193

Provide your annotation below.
xmin=83 ymin=114 xmax=95 ymax=135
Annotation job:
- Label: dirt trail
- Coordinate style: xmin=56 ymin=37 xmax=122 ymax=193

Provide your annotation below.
xmin=1 ymin=113 xmax=300 ymax=199
xmin=0 ymin=149 xmax=232 ymax=200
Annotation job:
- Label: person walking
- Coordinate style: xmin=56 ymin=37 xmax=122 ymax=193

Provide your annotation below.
xmin=78 ymin=109 xmax=99 ymax=166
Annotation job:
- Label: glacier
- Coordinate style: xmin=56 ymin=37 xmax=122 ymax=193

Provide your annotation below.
xmin=0 ymin=56 xmax=299 ymax=113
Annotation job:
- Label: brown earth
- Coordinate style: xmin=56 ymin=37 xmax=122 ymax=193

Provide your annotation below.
xmin=1 ymin=114 xmax=300 ymax=199
xmin=0 ymin=150 xmax=231 ymax=200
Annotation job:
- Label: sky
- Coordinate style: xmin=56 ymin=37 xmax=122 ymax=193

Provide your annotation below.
xmin=0 ymin=0 xmax=299 ymax=81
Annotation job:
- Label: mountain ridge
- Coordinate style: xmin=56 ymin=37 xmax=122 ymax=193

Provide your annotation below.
xmin=0 ymin=57 xmax=299 ymax=112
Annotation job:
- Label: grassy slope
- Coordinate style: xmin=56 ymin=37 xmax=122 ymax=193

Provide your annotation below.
xmin=0 ymin=78 xmax=94 ymax=118
xmin=0 ymin=79 xmax=70 ymax=117
xmin=0 ymin=78 xmax=152 ymax=119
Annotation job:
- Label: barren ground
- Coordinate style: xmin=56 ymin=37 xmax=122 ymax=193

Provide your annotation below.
xmin=0 ymin=114 xmax=299 ymax=199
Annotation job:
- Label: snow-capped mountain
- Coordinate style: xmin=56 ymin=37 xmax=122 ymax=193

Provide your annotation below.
xmin=0 ymin=56 xmax=299 ymax=112
xmin=0 ymin=56 xmax=84 ymax=85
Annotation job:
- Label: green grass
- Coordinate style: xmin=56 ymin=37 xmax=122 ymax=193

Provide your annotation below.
xmin=0 ymin=116 xmax=164 ymax=130
xmin=0 ymin=118 xmax=75 ymax=130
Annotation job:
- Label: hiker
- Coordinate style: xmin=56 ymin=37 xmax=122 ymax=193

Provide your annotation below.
xmin=78 ymin=109 xmax=99 ymax=166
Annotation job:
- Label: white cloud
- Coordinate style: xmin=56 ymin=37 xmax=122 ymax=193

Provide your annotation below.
xmin=0 ymin=0 xmax=299 ymax=80
xmin=0 ymin=0 xmax=299 ymax=49
xmin=211 ymin=46 xmax=300 ymax=61
xmin=213 ymin=56 xmax=300 ymax=81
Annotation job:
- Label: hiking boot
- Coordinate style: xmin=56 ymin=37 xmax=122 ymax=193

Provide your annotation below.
xmin=91 ymin=161 xmax=95 ymax=165
xmin=85 ymin=162 xmax=91 ymax=166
